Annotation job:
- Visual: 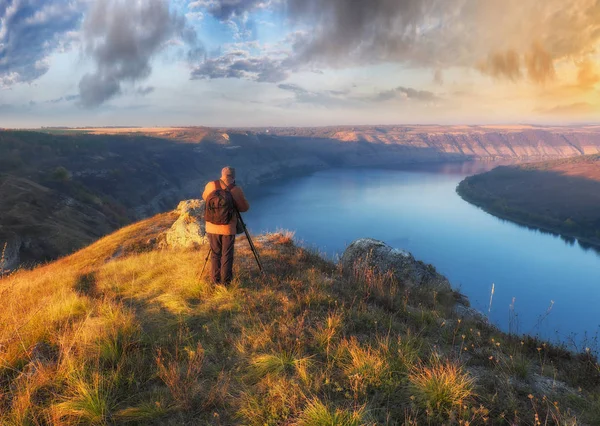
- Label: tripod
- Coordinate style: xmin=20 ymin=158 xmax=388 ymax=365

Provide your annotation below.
xmin=200 ymin=210 xmax=263 ymax=277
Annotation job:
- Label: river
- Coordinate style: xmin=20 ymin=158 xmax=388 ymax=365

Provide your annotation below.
xmin=243 ymin=163 xmax=600 ymax=346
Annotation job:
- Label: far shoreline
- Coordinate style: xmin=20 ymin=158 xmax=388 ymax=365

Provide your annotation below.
xmin=456 ymin=180 xmax=600 ymax=254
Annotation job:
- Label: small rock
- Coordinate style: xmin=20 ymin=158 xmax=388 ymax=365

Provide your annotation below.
xmin=165 ymin=200 xmax=208 ymax=249
xmin=340 ymin=238 xmax=452 ymax=292
xmin=454 ymin=303 xmax=489 ymax=324
xmin=529 ymin=373 xmax=578 ymax=397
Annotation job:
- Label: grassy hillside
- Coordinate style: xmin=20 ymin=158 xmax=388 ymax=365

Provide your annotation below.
xmin=457 ymin=155 xmax=600 ymax=249
xmin=1 ymin=214 xmax=599 ymax=424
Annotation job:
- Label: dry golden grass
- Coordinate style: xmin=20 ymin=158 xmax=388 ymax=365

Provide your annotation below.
xmin=1 ymin=214 xmax=600 ymax=424
xmin=409 ymin=356 xmax=474 ymax=413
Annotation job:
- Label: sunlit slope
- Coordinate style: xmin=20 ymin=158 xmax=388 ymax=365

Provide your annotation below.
xmin=1 ymin=213 xmax=600 ymax=424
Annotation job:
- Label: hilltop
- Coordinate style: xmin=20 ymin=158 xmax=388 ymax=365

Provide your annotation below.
xmin=457 ymin=154 xmax=600 ymax=250
xmin=1 ymin=205 xmax=599 ymax=425
xmin=4 ymin=125 xmax=600 ymax=269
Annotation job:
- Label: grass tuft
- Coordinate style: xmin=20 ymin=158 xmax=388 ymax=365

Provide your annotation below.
xmin=52 ymin=371 xmax=117 ymax=425
xmin=248 ymin=351 xmax=313 ymax=383
xmin=409 ymin=356 xmax=474 ymax=416
xmin=156 ymin=341 xmax=205 ymax=410
xmin=296 ymin=399 xmax=369 ymax=426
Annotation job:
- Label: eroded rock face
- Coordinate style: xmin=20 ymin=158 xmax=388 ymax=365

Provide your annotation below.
xmin=165 ymin=200 xmax=207 ymax=249
xmin=0 ymin=232 xmax=21 ymax=273
xmin=341 ymin=238 xmax=452 ymax=292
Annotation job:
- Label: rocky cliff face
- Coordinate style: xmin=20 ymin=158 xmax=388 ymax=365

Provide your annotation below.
xmin=259 ymin=125 xmax=600 ymax=162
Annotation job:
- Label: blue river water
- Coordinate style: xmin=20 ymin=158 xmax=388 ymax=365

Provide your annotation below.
xmin=243 ymin=163 xmax=600 ymax=346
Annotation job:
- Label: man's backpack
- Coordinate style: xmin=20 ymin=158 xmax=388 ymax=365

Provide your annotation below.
xmin=205 ymin=180 xmax=236 ymax=225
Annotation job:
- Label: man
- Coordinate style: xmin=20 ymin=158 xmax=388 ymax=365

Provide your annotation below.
xmin=202 ymin=166 xmax=250 ymax=285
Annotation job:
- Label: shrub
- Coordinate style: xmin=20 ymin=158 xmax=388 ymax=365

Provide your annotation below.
xmin=52 ymin=166 xmax=71 ymax=182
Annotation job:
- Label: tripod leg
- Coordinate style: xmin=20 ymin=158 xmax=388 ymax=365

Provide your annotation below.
xmin=246 ymin=231 xmax=263 ymax=272
xmin=200 ymin=247 xmax=212 ymax=277
xmin=236 ymin=211 xmax=263 ymax=273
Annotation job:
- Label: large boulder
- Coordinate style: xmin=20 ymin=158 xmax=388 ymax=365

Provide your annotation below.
xmin=165 ymin=200 xmax=207 ymax=249
xmin=341 ymin=238 xmax=452 ymax=292
xmin=0 ymin=232 xmax=21 ymax=273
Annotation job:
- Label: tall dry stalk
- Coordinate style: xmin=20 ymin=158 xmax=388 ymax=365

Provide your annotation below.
xmin=488 ymin=283 xmax=495 ymax=318
xmin=508 ymin=297 xmax=519 ymax=335
xmin=0 ymin=242 xmax=7 ymax=275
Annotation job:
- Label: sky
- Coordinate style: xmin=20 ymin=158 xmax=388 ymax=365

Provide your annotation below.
xmin=0 ymin=0 xmax=599 ymax=128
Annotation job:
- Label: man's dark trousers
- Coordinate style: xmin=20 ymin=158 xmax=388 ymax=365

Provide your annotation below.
xmin=207 ymin=233 xmax=235 ymax=284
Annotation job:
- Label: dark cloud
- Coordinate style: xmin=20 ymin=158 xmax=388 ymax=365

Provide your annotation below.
xmin=524 ymin=43 xmax=555 ymax=84
xmin=277 ymin=82 xmax=440 ymax=107
xmin=478 ymin=50 xmax=522 ymax=81
xmin=136 ymin=86 xmax=155 ymax=96
xmin=372 ymin=86 xmax=439 ymax=102
xmin=286 ymin=0 xmax=430 ymax=66
xmin=79 ymin=0 xmax=202 ymax=107
xmin=191 ymin=51 xmax=289 ymax=82
xmin=197 ymin=0 xmax=596 ymax=86
xmin=284 ymin=0 xmax=600 ymax=78
xmin=47 ymin=94 xmax=79 ymax=104
xmin=478 ymin=43 xmax=558 ymax=84
xmin=277 ymin=83 xmax=356 ymax=108
xmin=0 ymin=0 xmax=83 ymax=87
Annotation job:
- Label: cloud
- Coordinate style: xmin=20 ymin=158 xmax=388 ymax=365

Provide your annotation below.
xmin=538 ymin=102 xmax=597 ymax=116
xmin=191 ymin=0 xmax=600 ymax=91
xmin=433 ymin=69 xmax=443 ymax=85
xmin=78 ymin=0 xmax=200 ymax=107
xmin=283 ymin=0 xmax=600 ymax=85
xmin=0 ymin=0 xmax=84 ymax=87
xmin=135 ymin=86 xmax=155 ymax=96
xmin=277 ymin=83 xmax=353 ymax=107
xmin=188 ymin=0 xmax=270 ymax=20
xmin=478 ymin=50 xmax=522 ymax=81
xmin=277 ymin=83 xmax=441 ymax=108
xmin=191 ymin=50 xmax=289 ymax=82
xmin=576 ymin=60 xmax=600 ymax=89
xmin=185 ymin=11 xmax=204 ymax=21
xmin=371 ymin=86 xmax=439 ymax=102
xmin=524 ymin=43 xmax=556 ymax=84
xmin=46 ymin=94 xmax=79 ymax=104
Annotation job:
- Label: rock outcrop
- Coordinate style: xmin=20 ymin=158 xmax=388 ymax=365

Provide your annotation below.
xmin=341 ymin=238 xmax=452 ymax=292
xmin=341 ymin=238 xmax=491 ymax=323
xmin=165 ymin=200 xmax=207 ymax=249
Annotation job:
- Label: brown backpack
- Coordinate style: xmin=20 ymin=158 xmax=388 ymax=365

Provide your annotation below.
xmin=205 ymin=180 xmax=235 ymax=225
